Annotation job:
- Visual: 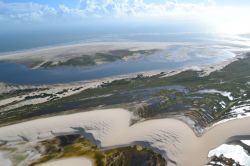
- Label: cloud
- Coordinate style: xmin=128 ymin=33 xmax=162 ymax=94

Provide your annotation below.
xmin=76 ymin=0 xmax=217 ymax=18
xmin=0 ymin=1 xmax=57 ymax=22
xmin=0 ymin=0 xmax=250 ymax=34
xmin=0 ymin=0 xmax=216 ymax=22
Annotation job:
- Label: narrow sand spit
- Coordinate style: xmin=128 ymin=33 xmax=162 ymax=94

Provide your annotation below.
xmin=0 ymin=42 xmax=172 ymax=61
xmin=1 ymin=109 xmax=250 ymax=166
xmin=38 ymin=157 xmax=93 ymax=166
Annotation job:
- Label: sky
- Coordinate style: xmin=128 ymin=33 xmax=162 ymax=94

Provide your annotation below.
xmin=4 ymin=0 xmax=250 ymax=6
xmin=1 ymin=0 xmax=250 ymax=35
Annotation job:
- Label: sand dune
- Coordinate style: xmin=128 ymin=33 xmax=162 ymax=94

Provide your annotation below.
xmin=38 ymin=157 xmax=93 ymax=166
xmin=0 ymin=108 xmax=250 ymax=166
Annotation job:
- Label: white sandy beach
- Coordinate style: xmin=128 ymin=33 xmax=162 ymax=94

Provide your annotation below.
xmin=38 ymin=157 xmax=93 ymax=166
xmin=1 ymin=108 xmax=250 ymax=166
xmin=208 ymin=144 xmax=250 ymax=165
xmin=0 ymin=151 xmax=11 ymax=166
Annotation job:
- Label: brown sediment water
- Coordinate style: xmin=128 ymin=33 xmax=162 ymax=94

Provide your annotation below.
xmin=0 ymin=108 xmax=249 ymax=166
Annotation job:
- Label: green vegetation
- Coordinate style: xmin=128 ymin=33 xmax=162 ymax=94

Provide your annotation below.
xmin=208 ymin=155 xmax=241 ymax=166
xmin=29 ymin=135 xmax=166 ymax=166
xmin=0 ymin=88 xmax=44 ymax=101
xmin=63 ymin=56 xmax=95 ymax=66
xmin=24 ymin=93 xmax=54 ymax=100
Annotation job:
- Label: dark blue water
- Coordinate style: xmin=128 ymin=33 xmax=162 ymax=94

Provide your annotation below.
xmin=0 ymin=26 xmax=217 ymax=54
xmin=0 ymin=23 xmax=213 ymax=54
xmin=0 ymin=47 xmax=235 ymax=85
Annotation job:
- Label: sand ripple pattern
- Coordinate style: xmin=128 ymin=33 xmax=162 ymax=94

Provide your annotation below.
xmin=1 ymin=109 xmax=250 ymax=166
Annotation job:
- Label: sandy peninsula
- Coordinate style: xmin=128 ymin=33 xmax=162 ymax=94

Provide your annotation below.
xmin=0 ymin=42 xmax=173 ymax=69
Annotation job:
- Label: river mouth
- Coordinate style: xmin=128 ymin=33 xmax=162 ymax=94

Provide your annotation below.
xmin=0 ymin=44 xmax=235 ymax=85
